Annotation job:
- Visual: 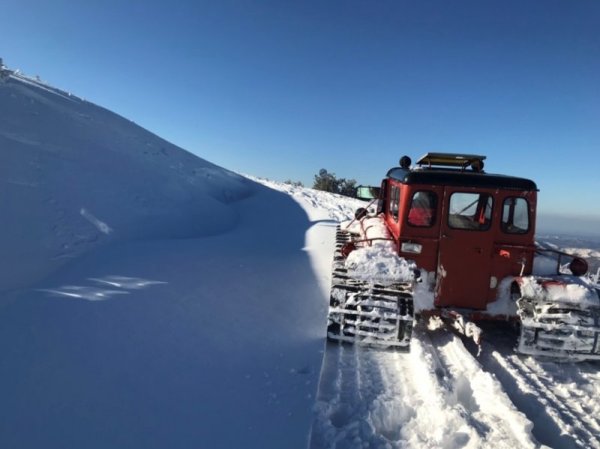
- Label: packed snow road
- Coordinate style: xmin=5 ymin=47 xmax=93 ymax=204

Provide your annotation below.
xmin=309 ymin=321 xmax=538 ymax=449
xmin=309 ymin=322 xmax=600 ymax=449
xmin=476 ymin=326 xmax=600 ymax=449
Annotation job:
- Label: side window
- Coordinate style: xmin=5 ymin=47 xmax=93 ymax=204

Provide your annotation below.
xmin=408 ymin=191 xmax=437 ymax=227
xmin=389 ymin=185 xmax=400 ymax=222
xmin=502 ymin=197 xmax=529 ymax=234
xmin=448 ymin=192 xmax=493 ymax=231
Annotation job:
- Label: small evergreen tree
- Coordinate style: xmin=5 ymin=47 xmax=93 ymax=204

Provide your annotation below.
xmin=313 ymin=169 xmax=357 ymax=198
xmin=338 ymin=178 xmax=357 ymax=197
xmin=313 ymin=169 xmax=337 ymax=192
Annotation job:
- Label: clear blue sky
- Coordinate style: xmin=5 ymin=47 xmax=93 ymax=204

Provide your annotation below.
xmin=3 ymin=0 xmax=599 ymax=220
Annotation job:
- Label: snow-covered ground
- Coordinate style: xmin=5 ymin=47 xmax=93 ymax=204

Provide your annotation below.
xmin=0 ymin=69 xmax=330 ymax=449
xmin=2 ymin=67 xmax=599 ymax=449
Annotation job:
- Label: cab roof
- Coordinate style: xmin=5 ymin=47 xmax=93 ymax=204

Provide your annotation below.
xmin=386 ymin=152 xmax=538 ymax=191
xmin=386 ymin=167 xmax=538 ymax=191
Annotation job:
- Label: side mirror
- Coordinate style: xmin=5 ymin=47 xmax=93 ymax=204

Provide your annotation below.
xmin=356 ymin=185 xmax=381 ymax=201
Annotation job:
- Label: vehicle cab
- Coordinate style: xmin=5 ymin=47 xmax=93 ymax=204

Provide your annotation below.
xmin=374 ymin=153 xmax=538 ymax=310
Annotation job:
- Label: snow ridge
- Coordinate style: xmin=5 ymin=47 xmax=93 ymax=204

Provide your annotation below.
xmin=0 ymin=69 xmax=253 ymax=296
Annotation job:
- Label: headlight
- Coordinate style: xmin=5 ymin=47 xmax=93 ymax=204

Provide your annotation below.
xmin=401 ymin=242 xmax=422 ymax=254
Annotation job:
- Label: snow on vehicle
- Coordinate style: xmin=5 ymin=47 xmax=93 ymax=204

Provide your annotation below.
xmin=327 ymin=153 xmax=600 ymax=361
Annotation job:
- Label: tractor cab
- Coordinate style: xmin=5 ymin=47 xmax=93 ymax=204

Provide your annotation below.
xmin=377 ymin=153 xmax=538 ymax=310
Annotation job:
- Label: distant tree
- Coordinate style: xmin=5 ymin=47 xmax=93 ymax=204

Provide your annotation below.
xmin=338 ymin=178 xmax=357 ymax=197
xmin=284 ymin=179 xmax=304 ymax=187
xmin=313 ymin=169 xmax=357 ymax=198
xmin=313 ymin=169 xmax=337 ymax=193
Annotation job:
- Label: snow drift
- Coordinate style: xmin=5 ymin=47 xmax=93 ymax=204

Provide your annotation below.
xmin=0 ymin=69 xmax=329 ymax=448
xmin=0 ymin=69 xmax=252 ymax=296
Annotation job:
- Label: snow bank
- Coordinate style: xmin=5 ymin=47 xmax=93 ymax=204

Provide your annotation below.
xmin=561 ymin=247 xmax=600 ymax=259
xmin=245 ymin=177 xmax=366 ymax=299
xmin=247 ymin=176 xmax=367 ymax=223
xmin=0 ymin=69 xmax=252 ymax=296
xmin=0 ymin=70 xmax=326 ymax=449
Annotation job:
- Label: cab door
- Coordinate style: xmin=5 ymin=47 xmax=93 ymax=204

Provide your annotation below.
xmin=435 ymin=189 xmax=495 ymax=309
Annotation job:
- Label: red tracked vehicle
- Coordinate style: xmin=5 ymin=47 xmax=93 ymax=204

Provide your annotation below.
xmin=328 ymin=153 xmax=600 ymax=360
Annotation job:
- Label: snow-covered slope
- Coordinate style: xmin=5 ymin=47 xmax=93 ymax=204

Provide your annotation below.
xmin=1 ymin=68 xmax=251 ymax=296
xmin=0 ymin=69 xmax=330 ymax=449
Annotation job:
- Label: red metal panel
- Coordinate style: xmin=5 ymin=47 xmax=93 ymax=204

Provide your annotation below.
xmin=435 ymin=187 xmax=496 ymax=309
xmin=397 ymin=184 xmax=443 ymax=273
xmin=486 ymin=190 xmax=537 ymax=302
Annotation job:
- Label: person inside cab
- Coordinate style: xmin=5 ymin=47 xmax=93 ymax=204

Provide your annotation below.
xmin=408 ymin=191 xmax=436 ymax=227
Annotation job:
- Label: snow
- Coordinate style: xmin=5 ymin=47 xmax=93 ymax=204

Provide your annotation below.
xmin=1 ymin=69 xmax=251 ymax=297
xmin=0 ymin=70 xmax=326 ymax=449
xmin=311 ymin=321 xmax=540 ymax=449
xmin=485 ymin=276 xmax=518 ymax=316
xmin=413 ymin=270 xmax=436 ymax=312
xmin=340 ymin=215 xmax=416 ymax=286
xmin=345 ymin=244 xmax=416 ymax=286
xmin=2 ymin=67 xmax=600 ymax=449
xmin=561 ymin=247 xmax=600 ymax=259
xmin=518 ymin=276 xmax=600 ymax=308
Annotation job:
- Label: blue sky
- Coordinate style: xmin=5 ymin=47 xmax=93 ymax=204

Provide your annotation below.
xmin=3 ymin=0 xmax=599 ymax=222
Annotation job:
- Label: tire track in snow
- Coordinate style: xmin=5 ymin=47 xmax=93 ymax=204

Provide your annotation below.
xmin=470 ymin=324 xmax=600 ymax=449
xmin=395 ymin=328 xmax=484 ymax=449
xmin=420 ymin=322 xmax=538 ymax=449
xmin=510 ymin=356 xmax=600 ymax=447
xmin=311 ymin=344 xmax=393 ymax=448
xmin=515 ymin=357 xmax=600 ymax=447
xmin=480 ymin=347 xmax=600 ymax=449
xmin=310 ymin=322 xmax=539 ymax=448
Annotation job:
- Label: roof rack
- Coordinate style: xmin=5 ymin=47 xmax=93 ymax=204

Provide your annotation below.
xmin=416 ymin=153 xmax=486 ymax=171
